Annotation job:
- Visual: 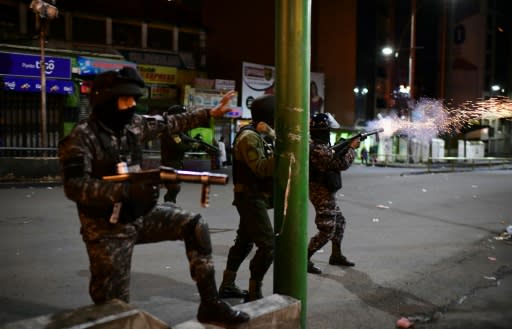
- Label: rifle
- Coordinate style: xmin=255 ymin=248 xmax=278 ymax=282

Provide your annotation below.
xmin=103 ymin=166 xmax=228 ymax=211
xmin=331 ymin=128 xmax=384 ymax=155
xmin=179 ymin=133 xmax=220 ymax=155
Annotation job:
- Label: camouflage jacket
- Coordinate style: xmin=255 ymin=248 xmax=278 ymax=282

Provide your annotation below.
xmin=58 ymin=109 xmax=210 ymax=240
xmin=309 ymin=139 xmax=356 ymax=190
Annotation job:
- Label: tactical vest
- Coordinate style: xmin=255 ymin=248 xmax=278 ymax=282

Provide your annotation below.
xmin=232 ymin=124 xmax=273 ymax=193
xmin=88 ymin=118 xmax=142 ymax=178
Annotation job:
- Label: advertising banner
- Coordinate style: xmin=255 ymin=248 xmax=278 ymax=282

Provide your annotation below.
xmin=2 ymin=75 xmax=74 ymax=94
xmin=241 ymin=62 xmax=275 ymax=118
xmin=241 ymin=61 xmax=325 ymax=118
xmin=0 ymin=51 xmax=71 ymax=79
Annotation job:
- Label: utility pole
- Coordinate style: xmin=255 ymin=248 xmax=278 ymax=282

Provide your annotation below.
xmin=408 ymin=0 xmax=416 ymax=99
xmin=39 ymin=16 xmax=47 ymax=149
xmin=274 ymin=0 xmax=310 ymax=327
xmin=30 ymin=0 xmax=58 ymax=150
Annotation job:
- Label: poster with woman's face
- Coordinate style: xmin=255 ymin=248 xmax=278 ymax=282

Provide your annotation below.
xmin=310 ymin=72 xmax=325 ymax=115
xmin=241 ymin=61 xmax=325 ymax=118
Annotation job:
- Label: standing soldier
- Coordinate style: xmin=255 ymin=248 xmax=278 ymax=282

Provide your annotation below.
xmin=307 ymin=113 xmax=361 ymax=274
xmin=160 ymin=104 xmax=195 ymax=203
xmin=58 ymin=67 xmax=249 ymax=325
xmin=218 ymin=94 xmax=275 ymax=302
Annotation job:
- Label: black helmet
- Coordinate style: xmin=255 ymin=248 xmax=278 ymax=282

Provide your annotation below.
xmin=250 ymin=94 xmax=275 ymax=126
xmin=310 ymin=112 xmax=340 ymax=143
xmin=167 ymin=104 xmax=187 ymax=115
xmin=90 ymin=66 xmax=145 ymax=107
xmin=310 ymin=112 xmax=340 ymax=130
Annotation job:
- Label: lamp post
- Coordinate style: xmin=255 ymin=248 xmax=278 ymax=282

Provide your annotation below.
xmin=29 ymin=0 xmax=58 ymax=150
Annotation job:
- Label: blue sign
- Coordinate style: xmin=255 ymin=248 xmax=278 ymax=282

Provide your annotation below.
xmin=77 ymin=56 xmax=136 ymax=76
xmin=0 ymin=51 xmax=72 ymax=79
xmin=2 ymin=76 xmax=74 ymax=95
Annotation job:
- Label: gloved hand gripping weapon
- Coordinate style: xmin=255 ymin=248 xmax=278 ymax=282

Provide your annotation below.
xmin=103 ymin=165 xmax=228 ymax=212
xmin=331 ymin=128 xmax=384 ymax=155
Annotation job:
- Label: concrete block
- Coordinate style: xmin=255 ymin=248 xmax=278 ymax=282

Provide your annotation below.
xmin=2 ymin=299 xmax=169 ymax=329
xmin=174 ymin=294 xmax=301 ymax=329
xmin=2 ymin=294 xmax=300 ymax=329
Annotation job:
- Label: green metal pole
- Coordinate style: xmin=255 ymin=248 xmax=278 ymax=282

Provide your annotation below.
xmin=274 ymin=0 xmax=311 ymax=328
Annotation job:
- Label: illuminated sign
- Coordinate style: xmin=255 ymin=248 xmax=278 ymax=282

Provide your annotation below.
xmin=0 ymin=51 xmax=71 ymax=79
xmin=2 ymin=75 xmax=74 ymax=94
xmin=138 ymin=64 xmax=177 ymax=84
xmin=77 ymin=56 xmax=136 ymax=76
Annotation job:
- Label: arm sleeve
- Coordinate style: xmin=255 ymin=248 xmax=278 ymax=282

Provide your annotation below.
xmin=58 ymin=132 xmax=126 ymax=208
xmin=237 ymin=131 xmax=274 ymax=177
xmin=131 ymin=109 xmax=210 ymax=143
xmin=310 ymin=144 xmax=356 ymax=172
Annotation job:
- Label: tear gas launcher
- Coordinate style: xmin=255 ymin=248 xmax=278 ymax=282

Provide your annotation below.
xmin=103 ymin=166 xmax=228 ymax=208
xmin=331 ymin=128 xmax=384 ymax=155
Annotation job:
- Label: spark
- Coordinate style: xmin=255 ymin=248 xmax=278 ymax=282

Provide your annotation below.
xmin=366 ymin=96 xmax=512 ymax=140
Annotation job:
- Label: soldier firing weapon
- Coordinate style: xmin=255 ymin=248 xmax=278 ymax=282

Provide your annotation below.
xmin=331 ymin=128 xmax=384 ymax=155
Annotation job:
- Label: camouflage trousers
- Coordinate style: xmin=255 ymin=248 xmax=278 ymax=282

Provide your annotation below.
xmin=83 ymin=202 xmax=214 ymax=304
xmin=308 ymin=184 xmax=346 ymax=255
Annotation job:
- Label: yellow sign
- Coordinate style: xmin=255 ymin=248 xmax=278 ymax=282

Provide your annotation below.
xmin=138 ymin=65 xmax=177 ymax=84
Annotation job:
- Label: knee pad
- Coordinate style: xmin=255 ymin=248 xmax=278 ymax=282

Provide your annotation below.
xmin=185 ymin=215 xmax=212 ymax=255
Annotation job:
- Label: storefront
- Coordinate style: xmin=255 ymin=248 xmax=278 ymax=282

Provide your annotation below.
xmin=0 ymin=51 xmax=73 ymax=156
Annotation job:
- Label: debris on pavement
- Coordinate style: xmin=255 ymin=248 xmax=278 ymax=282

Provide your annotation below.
xmin=396 ymin=317 xmax=414 ymax=328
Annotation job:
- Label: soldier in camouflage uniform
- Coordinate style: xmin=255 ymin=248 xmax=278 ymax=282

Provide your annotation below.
xmin=58 ymin=67 xmax=249 ymax=325
xmin=307 ymin=113 xmax=360 ymax=275
xmin=160 ymin=104 xmax=195 ymax=203
xmin=218 ymin=94 xmax=275 ymax=302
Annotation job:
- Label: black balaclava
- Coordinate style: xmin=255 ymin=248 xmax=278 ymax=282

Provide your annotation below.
xmin=93 ymin=99 xmax=136 ymax=132
xmin=90 ymin=67 xmax=145 ymax=133
xmin=250 ymin=94 xmax=275 ymax=128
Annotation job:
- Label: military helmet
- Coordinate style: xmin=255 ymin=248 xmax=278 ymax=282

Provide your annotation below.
xmin=310 ymin=112 xmax=340 ymax=130
xmin=310 ymin=112 xmax=340 ymax=143
xmin=90 ymin=66 xmax=145 ymax=107
xmin=250 ymin=94 xmax=275 ymax=125
xmin=167 ymin=104 xmax=187 ymax=115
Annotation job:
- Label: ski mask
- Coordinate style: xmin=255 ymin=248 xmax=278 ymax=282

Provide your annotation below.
xmin=90 ymin=67 xmax=145 ymax=132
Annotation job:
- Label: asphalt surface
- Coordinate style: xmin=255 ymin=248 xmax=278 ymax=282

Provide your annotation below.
xmin=0 ymin=165 xmax=511 ymax=329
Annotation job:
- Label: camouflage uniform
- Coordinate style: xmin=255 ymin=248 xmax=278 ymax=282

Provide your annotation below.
xmin=308 ymin=140 xmax=356 ymax=269
xmin=161 ymin=132 xmax=195 ymax=203
xmin=59 ymin=109 xmax=215 ymax=303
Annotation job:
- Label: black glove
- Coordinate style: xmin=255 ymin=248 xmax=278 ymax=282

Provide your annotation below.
xmin=122 ymin=182 xmax=159 ymax=221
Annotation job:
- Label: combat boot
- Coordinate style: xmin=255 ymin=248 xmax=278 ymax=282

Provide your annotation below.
xmin=244 ymin=279 xmax=263 ymax=303
xmin=329 ymin=242 xmax=355 ymax=267
xmin=307 ymin=261 xmax=322 ymax=274
xmin=307 ymin=248 xmax=322 ymax=274
xmin=219 ymin=270 xmax=248 ymax=299
xmin=196 ymin=271 xmax=250 ymax=325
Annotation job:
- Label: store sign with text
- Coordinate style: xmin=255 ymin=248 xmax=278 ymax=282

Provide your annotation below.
xmin=77 ymin=56 xmax=136 ymax=76
xmin=2 ymin=75 xmax=74 ymax=94
xmin=138 ymin=64 xmax=177 ymax=85
xmin=0 ymin=51 xmax=71 ymax=79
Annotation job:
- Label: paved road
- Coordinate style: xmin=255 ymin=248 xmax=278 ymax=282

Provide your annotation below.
xmin=0 ymin=165 xmax=511 ymax=329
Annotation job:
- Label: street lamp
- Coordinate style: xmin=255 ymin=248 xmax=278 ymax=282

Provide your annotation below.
xmin=29 ymin=0 xmax=58 ymax=150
